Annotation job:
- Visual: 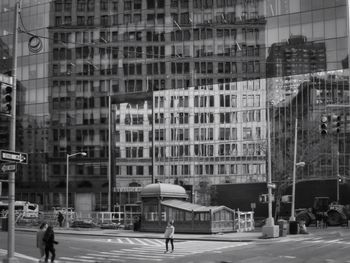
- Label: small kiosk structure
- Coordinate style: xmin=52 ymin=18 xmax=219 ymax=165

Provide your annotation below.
xmin=140 ymin=183 xmax=235 ymax=233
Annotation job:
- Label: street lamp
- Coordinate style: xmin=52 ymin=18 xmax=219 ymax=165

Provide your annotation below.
xmin=290 ymin=161 xmax=305 ymax=221
xmin=66 ymin=152 xmax=87 ymax=228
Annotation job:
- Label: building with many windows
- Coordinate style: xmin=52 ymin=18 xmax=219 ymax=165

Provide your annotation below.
xmin=0 ymin=0 xmax=348 ymax=212
xmin=115 ymin=80 xmax=266 ymax=204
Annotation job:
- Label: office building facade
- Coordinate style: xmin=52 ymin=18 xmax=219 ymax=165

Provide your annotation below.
xmin=0 ymin=0 xmax=348 ymax=210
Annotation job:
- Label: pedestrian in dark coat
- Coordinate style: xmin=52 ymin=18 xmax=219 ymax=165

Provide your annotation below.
xmin=36 ymin=222 xmax=47 ymax=261
xmin=57 ymin=212 xmax=64 ymax=227
xmin=43 ymin=225 xmax=58 ymax=262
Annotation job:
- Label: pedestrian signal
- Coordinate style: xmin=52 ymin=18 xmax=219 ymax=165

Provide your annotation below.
xmin=281 ymin=195 xmax=292 ymax=203
xmin=259 ymin=194 xmax=268 ymax=204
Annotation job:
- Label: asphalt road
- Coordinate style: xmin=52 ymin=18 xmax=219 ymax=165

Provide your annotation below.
xmin=1 ymin=229 xmax=350 ymax=262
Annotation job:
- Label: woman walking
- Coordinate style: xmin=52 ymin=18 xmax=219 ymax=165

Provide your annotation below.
xmin=43 ymin=225 xmax=59 ymax=262
xmin=36 ymin=222 xmax=47 ymax=262
xmin=164 ymin=220 xmax=175 ymax=253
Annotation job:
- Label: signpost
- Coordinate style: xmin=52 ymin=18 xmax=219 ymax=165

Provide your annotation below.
xmin=0 ymin=150 xmax=27 ymax=164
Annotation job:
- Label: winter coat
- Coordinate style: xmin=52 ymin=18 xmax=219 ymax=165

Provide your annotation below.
xmin=43 ymin=229 xmax=58 ymax=248
xmin=36 ymin=229 xmax=45 ymax=249
xmin=58 ymin=213 xmax=64 ymax=222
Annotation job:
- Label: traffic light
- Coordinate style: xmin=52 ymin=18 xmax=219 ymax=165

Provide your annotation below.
xmin=320 ymin=115 xmax=328 ymax=135
xmin=0 ymin=82 xmax=13 ymax=114
xmin=338 ymin=176 xmax=346 ymax=184
xmin=281 ymin=195 xmax=292 ymax=203
xmin=332 ymin=114 xmax=341 ymax=133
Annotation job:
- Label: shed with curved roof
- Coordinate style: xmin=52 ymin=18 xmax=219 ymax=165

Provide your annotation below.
xmin=140 ymin=183 xmax=188 ymax=199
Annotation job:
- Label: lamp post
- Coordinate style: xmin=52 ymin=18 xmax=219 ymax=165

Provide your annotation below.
xmin=66 ymin=152 xmax=87 ymax=228
xmin=289 ymin=118 xmax=306 ymax=221
xmin=290 ymin=161 xmax=305 ymax=221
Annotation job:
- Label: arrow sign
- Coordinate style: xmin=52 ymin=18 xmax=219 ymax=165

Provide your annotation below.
xmin=0 ymin=150 xmax=28 ymax=164
xmin=0 ymin=163 xmax=16 ymax=173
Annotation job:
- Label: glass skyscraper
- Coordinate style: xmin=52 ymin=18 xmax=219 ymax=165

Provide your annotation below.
xmin=0 ymin=0 xmax=348 ymax=211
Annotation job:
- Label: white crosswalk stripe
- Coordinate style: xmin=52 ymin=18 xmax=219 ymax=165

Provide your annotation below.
xmin=278 ymin=236 xmax=350 ymax=246
xmin=56 ymin=240 xmax=250 ymax=262
xmin=91 ymin=237 xmax=164 ymax=246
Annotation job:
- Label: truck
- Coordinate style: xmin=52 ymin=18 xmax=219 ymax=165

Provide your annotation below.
xmin=295 ymin=197 xmax=350 ymax=226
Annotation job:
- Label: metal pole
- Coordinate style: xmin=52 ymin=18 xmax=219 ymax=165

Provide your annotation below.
xmin=108 ymin=94 xmax=111 ymax=211
xmin=6 ymin=2 xmax=19 ymax=262
xmin=347 ymin=0 xmax=350 ymax=75
xmin=151 ymin=88 xmax=155 ymax=184
xmin=266 ymin=101 xmax=274 ymax=226
xmin=66 ymin=154 xmax=69 ymax=228
xmin=290 ymin=118 xmax=298 ymax=221
xmin=337 ymin=151 xmax=340 ymax=203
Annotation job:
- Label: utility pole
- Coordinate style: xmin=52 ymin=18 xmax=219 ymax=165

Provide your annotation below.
xmin=262 ymin=100 xmax=279 ymax=238
xmin=108 ymin=92 xmax=111 ymax=211
xmin=6 ymin=2 xmax=19 ymax=262
xmin=337 ymin=151 xmax=340 ymax=203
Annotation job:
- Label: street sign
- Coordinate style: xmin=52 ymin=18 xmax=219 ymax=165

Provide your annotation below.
xmin=0 ymin=163 xmax=16 ymax=173
xmin=0 ymin=150 xmax=28 ymax=164
xmin=267 ymin=183 xmax=276 ymax=189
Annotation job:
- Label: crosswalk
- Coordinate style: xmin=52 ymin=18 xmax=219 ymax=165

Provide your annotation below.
xmin=92 ymin=237 xmax=165 ymax=246
xmin=57 ymin=240 xmax=250 ymax=262
xmin=277 ymin=236 xmax=350 ymax=246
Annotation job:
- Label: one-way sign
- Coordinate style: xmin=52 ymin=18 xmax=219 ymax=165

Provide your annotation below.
xmin=0 ymin=150 xmax=28 ymax=164
xmin=0 ymin=163 xmax=16 ymax=173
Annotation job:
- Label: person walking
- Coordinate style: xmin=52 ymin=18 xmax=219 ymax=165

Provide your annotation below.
xmin=57 ymin=212 xmax=64 ymax=227
xmin=164 ymin=220 xmax=175 ymax=253
xmin=36 ymin=222 xmax=47 ymax=262
xmin=43 ymin=225 xmax=59 ymax=262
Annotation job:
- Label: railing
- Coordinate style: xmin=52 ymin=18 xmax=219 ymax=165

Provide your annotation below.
xmin=234 ymin=210 xmax=254 ymax=232
xmin=74 ymin=211 xmax=141 ymax=225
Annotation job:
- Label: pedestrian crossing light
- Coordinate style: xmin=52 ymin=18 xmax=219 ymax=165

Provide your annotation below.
xmin=338 ymin=176 xmax=346 ymax=184
xmin=332 ymin=114 xmax=341 ymax=133
xmin=259 ymin=194 xmax=268 ymax=204
xmin=0 ymin=82 xmax=13 ymax=114
xmin=281 ymin=195 xmax=292 ymax=203
xmin=320 ymin=115 xmax=328 ymax=135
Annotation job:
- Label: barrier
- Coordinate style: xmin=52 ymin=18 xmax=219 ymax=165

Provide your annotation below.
xmin=234 ymin=210 xmax=254 ymax=232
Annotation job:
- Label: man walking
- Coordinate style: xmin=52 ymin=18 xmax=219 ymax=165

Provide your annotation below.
xmin=164 ymin=220 xmax=175 ymax=253
xmin=57 ymin=212 xmax=64 ymax=227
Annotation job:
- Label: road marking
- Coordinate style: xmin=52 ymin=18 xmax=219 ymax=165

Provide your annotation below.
xmin=282 ymin=256 xmax=296 ymax=259
xmin=125 ymin=237 xmax=134 ymax=244
xmin=0 ymin=249 xmax=38 ymax=262
xmin=57 ymin=240 xmax=250 ymax=262
xmin=59 ymin=257 xmax=98 ymax=262
xmin=145 ymin=238 xmax=163 ymax=246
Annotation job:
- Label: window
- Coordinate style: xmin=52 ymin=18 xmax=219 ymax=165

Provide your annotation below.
xmin=136 ymin=166 xmax=144 ymax=175
xmin=127 ymin=166 xmax=133 ymax=175
xmin=147 ymin=0 xmax=155 ymax=8
xmin=243 ymin=127 xmax=253 ymax=140
xmin=55 ymin=0 xmax=63 ymax=12
xmin=77 ymin=0 xmax=85 ymax=11
xmin=101 ymin=0 xmax=108 ymax=11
